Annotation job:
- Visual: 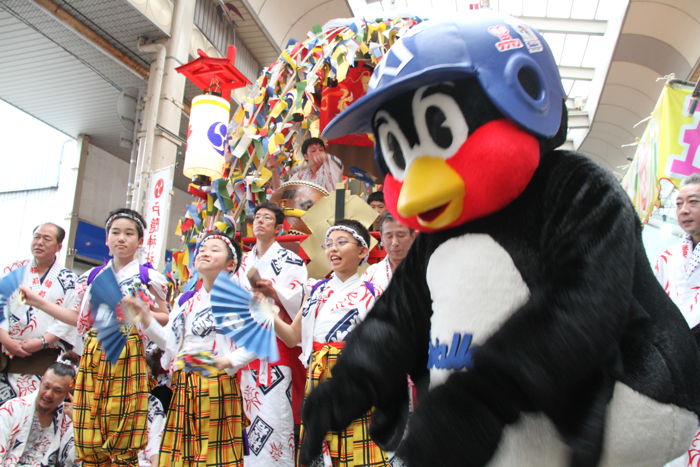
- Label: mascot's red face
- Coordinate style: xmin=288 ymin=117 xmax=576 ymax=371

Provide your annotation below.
xmin=376 ymin=83 xmax=541 ymax=232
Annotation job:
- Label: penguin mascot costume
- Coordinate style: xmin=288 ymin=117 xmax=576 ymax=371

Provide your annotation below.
xmin=299 ymin=11 xmax=700 ymax=467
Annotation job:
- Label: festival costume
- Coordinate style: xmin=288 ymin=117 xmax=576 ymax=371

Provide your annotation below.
xmin=289 ymin=154 xmax=343 ymax=192
xmin=73 ymin=259 xmax=167 ymax=467
xmin=360 ymin=257 xmax=392 ymax=292
xmin=655 ymin=235 xmax=700 ymax=329
xmin=143 ymin=287 xmax=256 ymax=467
xmin=137 ymin=394 xmax=166 ymax=467
xmin=299 ymin=273 xmax=389 ymax=467
xmin=655 ymin=236 xmax=700 ymax=467
xmin=0 ymin=389 xmax=75 ymax=466
xmin=233 ymin=242 xmax=307 ymax=467
xmin=0 ymin=259 xmax=78 ymax=405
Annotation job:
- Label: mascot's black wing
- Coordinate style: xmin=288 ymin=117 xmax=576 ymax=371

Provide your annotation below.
xmin=299 ymin=236 xmax=433 ymax=464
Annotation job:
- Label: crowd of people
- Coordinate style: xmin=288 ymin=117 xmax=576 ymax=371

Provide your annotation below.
xmin=1 ymin=138 xmax=699 ymax=466
xmin=0 ymin=160 xmax=418 ymax=466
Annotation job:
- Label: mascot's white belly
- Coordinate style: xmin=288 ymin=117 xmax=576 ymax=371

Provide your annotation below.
xmin=426 ymin=234 xmax=530 ymax=388
xmin=425 ymin=234 xmax=697 ymax=466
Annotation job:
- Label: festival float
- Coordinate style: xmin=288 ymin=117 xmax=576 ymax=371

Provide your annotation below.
xmin=171 ymin=16 xmax=423 ymax=284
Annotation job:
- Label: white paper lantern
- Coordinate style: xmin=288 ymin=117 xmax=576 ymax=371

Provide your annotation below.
xmin=183 ymin=94 xmax=231 ymax=180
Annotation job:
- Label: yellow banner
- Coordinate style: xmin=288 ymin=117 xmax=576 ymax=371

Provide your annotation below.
xmin=622 ymin=83 xmax=699 ymax=222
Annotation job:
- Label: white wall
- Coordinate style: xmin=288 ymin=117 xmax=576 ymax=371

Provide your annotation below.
xmin=0 ymin=139 xmax=79 ymax=270
xmin=78 ymin=144 xmax=130 ymax=226
xmin=0 ymin=188 xmax=60 ymax=270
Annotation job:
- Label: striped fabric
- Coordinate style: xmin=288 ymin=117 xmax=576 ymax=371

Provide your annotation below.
xmin=159 ymin=369 xmax=245 ymax=466
xmin=300 ymin=343 xmax=390 ymax=467
xmin=74 ymin=328 xmax=151 ymax=466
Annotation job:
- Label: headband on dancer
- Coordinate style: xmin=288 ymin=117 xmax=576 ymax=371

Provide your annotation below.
xmin=105 ymin=212 xmax=147 ymax=232
xmin=196 ymin=234 xmax=239 ymax=264
xmin=324 ymin=225 xmax=369 ymax=249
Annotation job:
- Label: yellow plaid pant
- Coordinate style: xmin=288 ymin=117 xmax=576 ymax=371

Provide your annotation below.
xmin=299 ymin=342 xmax=390 ymax=467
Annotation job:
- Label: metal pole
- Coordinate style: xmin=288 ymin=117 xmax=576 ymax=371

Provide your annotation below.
xmin=64 ymin=134 xmax=89 ymax=269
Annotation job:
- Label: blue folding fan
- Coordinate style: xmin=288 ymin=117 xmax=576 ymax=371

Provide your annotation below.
xmin=89 ymin=267 xmax=127 ymax=364
xmin=0 ymin=266 xmax=26 ymax=323
xmin=210 ymin=272 xmax=279 ymax=363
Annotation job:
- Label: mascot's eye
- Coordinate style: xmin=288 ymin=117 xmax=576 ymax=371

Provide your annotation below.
xmin=413 ymin=84 xmax=469 ymax=159
xmin=374 ymin=109 xmax=411 ymax=180
xmin=426 ymin=106 xmax=452 ymax=149
xmin=387 ymin=133 xmax=406 ymax=170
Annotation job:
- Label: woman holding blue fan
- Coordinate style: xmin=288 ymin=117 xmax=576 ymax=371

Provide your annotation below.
xmin=273 ymin=219 xmax=390 ymax=467
xmin=131 ymin=231 xmax=256 ymax=466
xmin=68 ymin=208 xmax=169 ymax=466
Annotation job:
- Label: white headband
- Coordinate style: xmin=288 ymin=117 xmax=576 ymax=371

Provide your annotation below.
xmin=325 ymin=225 xmax=368 ymax=249
xmin=196 ymin=234 xmax=239 ymax=264
xmin=106 ymin=212 xmax=146 ymax=232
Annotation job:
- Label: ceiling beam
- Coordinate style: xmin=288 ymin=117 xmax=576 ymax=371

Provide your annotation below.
xmin=31 ymin=0 xmax=149 ymax=78
xmin=519 ymin=16 xmax=607 ymax=36
xmin=559 ymin=65 xmax=595 ymax=81
xmin=568 ymin=110 xmax=590 ymax=129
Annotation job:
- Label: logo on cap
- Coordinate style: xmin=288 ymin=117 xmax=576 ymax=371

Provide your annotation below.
xmin=487 ymin=24 xmax=523 ymax=52
xmin=368 ymin=40 xmax=415 ymax=90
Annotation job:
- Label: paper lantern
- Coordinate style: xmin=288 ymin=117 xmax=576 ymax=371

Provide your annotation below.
xmin=183 ymin=94 xmax=230 ymax=182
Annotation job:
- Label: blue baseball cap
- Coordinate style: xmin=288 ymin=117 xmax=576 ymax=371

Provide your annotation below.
xmin=323 ymin=11 xmax=566 ymax=140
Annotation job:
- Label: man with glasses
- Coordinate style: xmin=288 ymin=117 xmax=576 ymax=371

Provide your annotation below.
xmin=233 ymin=202 xmax=308 ymax=467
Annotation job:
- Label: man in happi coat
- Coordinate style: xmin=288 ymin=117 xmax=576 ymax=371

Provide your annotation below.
xmin=0 ymin=223 xmax=78 ymax=405
xmin=655 ymin=173 xmax=700 ymax=467
xmin=362 ymin=212 xmax=416 ymax=291
xmin=233 ymin=202 xmax=308 ymax=466
xmin=0 ymin=361 xmax=77 ymax=466
xmin=288 ymin=138 xmax=344 ymax=193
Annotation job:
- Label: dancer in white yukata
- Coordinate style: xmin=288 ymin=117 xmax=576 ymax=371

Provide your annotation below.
xmin=133 ymin=232 xmax=257 ymax=466
xmin=274 ymin=220 xmax=390 ymax=466
xmin=656 ymin=173 xmax=700 ymax=467
xmin=0 ymin=362 xmax=77 ymax=467
xmin=232 ymin=202 xmax=308 ymax=466
xmin=1 ymin=223 xmax=79 ymax=405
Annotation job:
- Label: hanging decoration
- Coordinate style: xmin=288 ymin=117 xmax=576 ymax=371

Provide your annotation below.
xmin=172 ymin=16 xmax=424 ymax=285
xmin=622 ymin=80 xmax=700 ymax=222
xmin=183 ymin=94 xmax=231 ymax=182
xmin=177 ymin=44 xmax=251 ymax=185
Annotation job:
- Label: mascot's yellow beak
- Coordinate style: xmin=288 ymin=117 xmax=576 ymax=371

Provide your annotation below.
xmin=397 ymin=156 xmax=465 ymax=230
